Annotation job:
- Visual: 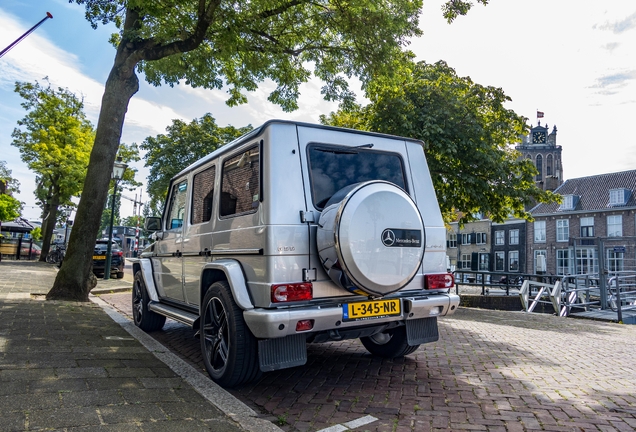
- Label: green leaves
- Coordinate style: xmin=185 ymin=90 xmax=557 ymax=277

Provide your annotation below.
xmin=0 ymin=194 xmax=22 ymax=222
xmin=323 ymin=60 xmax=559 ymax=224
xmin=140 ymin=113 xmax=252 ymax=213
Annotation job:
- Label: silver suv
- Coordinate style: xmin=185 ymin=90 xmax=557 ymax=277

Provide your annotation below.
xmin=133 ymin=120 xmax=459 ymax=387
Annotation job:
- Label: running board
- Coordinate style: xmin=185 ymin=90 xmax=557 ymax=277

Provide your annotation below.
xmin=148 ymin=301 xmax=198 ymax=327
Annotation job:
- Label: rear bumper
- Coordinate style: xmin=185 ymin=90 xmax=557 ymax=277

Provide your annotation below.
xmin=243 ymin=293 xmax=459 ymax=339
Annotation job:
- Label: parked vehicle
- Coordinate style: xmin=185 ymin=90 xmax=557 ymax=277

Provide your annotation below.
xmin=92 ymin=239 xmax=125 ymax=279
xmin=132 ymin=120 xmax=459 ymax=387
xmin=20 ymin=243 xmax=41 ymax=259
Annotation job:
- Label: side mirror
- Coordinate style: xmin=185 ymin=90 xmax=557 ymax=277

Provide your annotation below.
xmin=144 ymin=217 xmax=162 ymax=232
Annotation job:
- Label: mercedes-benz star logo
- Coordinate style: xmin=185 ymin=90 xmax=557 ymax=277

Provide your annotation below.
xmin=381 ymin=229 xmax=396 ymax=247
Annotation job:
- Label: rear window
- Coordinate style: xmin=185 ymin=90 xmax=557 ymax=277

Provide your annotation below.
xmin=307 ymin=144 xmax=407 ymax=209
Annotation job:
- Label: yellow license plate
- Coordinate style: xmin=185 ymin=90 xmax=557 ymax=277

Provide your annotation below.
xmin=93 ymin=255 xmax=105 ymax=260
xmin=342 ymin=299 xmax=401 ymax=321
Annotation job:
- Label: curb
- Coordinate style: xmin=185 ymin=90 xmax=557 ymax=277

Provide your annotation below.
xmin=90 ymin=295 xmax=283 ymax=432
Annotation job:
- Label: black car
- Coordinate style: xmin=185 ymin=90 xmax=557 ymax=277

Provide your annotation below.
xmin=92 ymin=239 xmax=125 ymax=279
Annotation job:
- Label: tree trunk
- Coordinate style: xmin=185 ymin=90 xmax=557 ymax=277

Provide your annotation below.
xmin=47 ymin=50 xmax=139 ymax=301
xmin=39 ymin=197 xmax=59 ymax=262
xmin=38 ymin=192 xmax=53 ymax=261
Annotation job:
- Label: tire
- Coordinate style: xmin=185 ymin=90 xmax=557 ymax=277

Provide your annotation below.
xmin=360 ymin=326 xmax=419 ymax=358
xmin=200 ymin=281 xmax=261 ymax=388
xmin=116 ymin=271 xmax=125 ymax=279
xmin=132 ymin=271 xmax=166 ymax=332
xmin=46 ymin=252 xmax=56 ymax=264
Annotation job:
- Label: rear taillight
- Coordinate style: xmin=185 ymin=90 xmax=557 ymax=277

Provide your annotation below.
xmin=425 ymin=273 xmax=454 ymax=289
xmin=271 ymin=282 xmax=313 ymax=303
xmin=113 ymin=251 xmax=123 ymax=257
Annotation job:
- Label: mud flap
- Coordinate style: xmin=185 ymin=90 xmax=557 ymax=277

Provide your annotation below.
xmin=406 ymin=317 xmax=439 ymax=345
xmin=258 ymin=334 xmax=307 ymax=372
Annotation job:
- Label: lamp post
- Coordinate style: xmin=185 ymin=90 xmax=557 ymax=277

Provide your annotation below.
xmin=104 ymin=158 xmax=128 ymax=280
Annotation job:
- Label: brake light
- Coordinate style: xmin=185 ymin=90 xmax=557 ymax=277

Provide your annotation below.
xmin=113 ymin=251 xmax=123 ymax=257
xmin=425 ymin=273 xmax=454 ymax=289
xmin=271 ymin=282 xmax=313 ymax=303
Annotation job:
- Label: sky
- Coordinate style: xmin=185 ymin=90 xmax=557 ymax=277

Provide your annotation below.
xmin=1 ymin=0 xmax=635 ymax=221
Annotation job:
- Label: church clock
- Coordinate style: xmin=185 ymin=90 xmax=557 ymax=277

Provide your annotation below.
xmin=532 ymin=131 xmax=546 ymax=143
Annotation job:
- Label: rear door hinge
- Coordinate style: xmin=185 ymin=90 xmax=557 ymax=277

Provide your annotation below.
xmin=303 ymin=268 xmax=317 ymax=282
xmin=300 ymin=211 xmax=315 ymax=223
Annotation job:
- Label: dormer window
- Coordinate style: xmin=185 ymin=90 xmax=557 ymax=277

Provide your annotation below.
xmin=609 ymin=188 xmax=631 ymax=206
xmin=560 ymin=194 xmax=578 ymax=211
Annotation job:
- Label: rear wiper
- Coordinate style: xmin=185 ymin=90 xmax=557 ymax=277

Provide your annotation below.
xmin=355 ymin=143 xmax=374 ymax=148
xmin=315 ymin=148 xmax=358 ymax=155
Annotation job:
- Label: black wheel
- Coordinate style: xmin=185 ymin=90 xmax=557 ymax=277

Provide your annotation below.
xmin=360 ymin=326 xmax=419 ymax=358
xmin=46 ymin=252 xmax=56 ymax=264
xmin=132 ymin=271 xmax=166 ymax=332
xmin=116 ymin=271 xmax=125 ymax=279
xmin=200 ymin=281 xmax=260 ymax=388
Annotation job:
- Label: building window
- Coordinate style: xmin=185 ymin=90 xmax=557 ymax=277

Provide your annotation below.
xmin=534 ymin=220 xmax=546 ymax=243
xmin=556 ymin=249 xmax=571 ymax=275
xmin=495 ymin=231 xmax=504 ymax=245
xmin=509 ymin=229 xmax=519 ymax=245
xmin=479 ymin=253 xmax=489 ymax=271
xmin=494 ymin=251 xmax=505 ymax=272
xmin=535 ymin=154 xmax=543 ymax=180
xmin=509 ymin=251 xmax=519 ymax=272
xmin=607 ymin=215 xmax=622 ymax=237
xmin=609 ymin=189 xmax=630 ymax=206
xmin=560 ymin=195 xmax=578 ymax=211
xmin=460 ymin=254 xmax=471 ymax=269
xmin=476 ymin=232 xmax=487 ymax=245
xmin=556 ymin=219 xmax=569 ymax=242
xmin=447 ymin=233 xmax=457 ymax=248
xmin=575 ymin=248 xmax=598 ymax=275
xmin=607 ymin=249 xmax=624 ymax=274
xmin=546 ymin=154 xmax=553 ymax=176
xmin=580 ymin=217 xmax=594 ymax=237
xmin=534 ymin=250 xmax=547 ymax=273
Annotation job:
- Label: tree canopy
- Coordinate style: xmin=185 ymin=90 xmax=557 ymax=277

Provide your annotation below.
xmin=0 ymin=161 xmax=21 ymax=195
xmin=321 ymin=60 xmax=558 ymax=224
xmin=141 ymin=113 xmax=252 ymax=214
xmin=11 ymin=80 xmax=95 ymax=260
xmin=50 ymin=0 xmax=488 ymax=301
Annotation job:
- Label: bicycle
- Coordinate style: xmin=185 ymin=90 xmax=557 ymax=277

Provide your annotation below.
xmin=46 ymin=244 xmax=66 ymax=265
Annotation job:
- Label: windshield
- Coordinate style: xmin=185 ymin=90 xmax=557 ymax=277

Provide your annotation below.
xmin=307 ymin=144 xmax=407 ymax=209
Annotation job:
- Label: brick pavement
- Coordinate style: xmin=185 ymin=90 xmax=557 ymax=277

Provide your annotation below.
xmin=100 ymin=291 xmax=636 ymax=432
xmin=0 ymin=261 xmax=279 ymax=431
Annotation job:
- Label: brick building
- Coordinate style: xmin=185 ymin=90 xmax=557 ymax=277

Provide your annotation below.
xmin=528 ymin=170 xmax=636 ymax=275
xmin=447 ymin=217 xmax=492 ymax=279
xmin=491 ymin=219 xmax=527 ymax=275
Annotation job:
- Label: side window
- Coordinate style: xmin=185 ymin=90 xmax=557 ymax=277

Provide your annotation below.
xmin=220 ymin=146 xmax=260 ymax=217
xmin=191 ymin=166 xmax=216 ymax=224
xmin=166 ymin=180 xmax=188 ymax=230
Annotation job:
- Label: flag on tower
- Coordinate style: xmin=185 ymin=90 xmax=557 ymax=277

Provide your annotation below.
xmin=537 ymin=111 xmax=544 ymax=118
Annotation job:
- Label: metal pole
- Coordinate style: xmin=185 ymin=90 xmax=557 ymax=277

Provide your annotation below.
xmin=104 ymin=182 xmax=118 ymax=280
xmin=0 ymin=13 xmax=53 ymax=58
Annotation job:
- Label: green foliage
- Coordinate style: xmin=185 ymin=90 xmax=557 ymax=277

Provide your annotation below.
xmin=0 ymin=161 xmax=21 ymax=195
xmin=141 ymin=113 xmax=252 ymax=213
xmin=0 ymin=194 xmax=22 ymax=222
xmin=30 ymin=226 xmax=42 ymax=241
xmin=442 ymin=0 xmax=489 ymax=23
xmin=11 ymin=79 xmax=94 ymax=221
xmin=322 ymin=61 xmax=559 ymax=224
xmin=72 ymin=0 xmax=427 ymax=110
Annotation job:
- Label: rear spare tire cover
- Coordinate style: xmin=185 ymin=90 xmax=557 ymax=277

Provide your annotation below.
xmin=317 ymin=180 xmax=425 ymax=296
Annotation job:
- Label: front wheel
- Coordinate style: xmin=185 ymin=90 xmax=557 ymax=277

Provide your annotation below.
xmin=132 ymin=271 xmax=166 ymax=332
xmin=200 ymin=281 xmax=260 ymax=388
xmin=360 ymin=326 xmax=419 ymax=358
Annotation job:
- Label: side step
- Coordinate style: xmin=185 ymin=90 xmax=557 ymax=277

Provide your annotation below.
xmin=148 ymin=301 xmax=198 ymax=327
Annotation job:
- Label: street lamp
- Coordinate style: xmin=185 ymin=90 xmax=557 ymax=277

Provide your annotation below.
xmin=104 ymin=158 xmax=128 ymax=280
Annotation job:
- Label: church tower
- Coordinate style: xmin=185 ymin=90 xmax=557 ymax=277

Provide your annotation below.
xmin=515 ymin=119 xmax=563 ymax=192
